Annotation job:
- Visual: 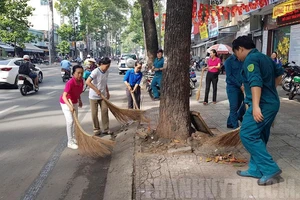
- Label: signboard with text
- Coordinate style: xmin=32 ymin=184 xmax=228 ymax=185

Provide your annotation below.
xmin=273 ymin=0 xmax=300 ymax=18
xmin=277 ymin=9 xmax=300 ymax=26
xmin=200 ymin=23 xmax=208 ymax=40
xmin=208 ymin=16 xmax=219 ymax=38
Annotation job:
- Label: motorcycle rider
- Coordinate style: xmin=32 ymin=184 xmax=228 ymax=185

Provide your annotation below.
xmin=60 ymin=58 xmax=72 ymax=76
xmin=151 ymin=49 xmax=164 ymax=100
xmin=84 ymin=54 xmax=91 ymax=67
xmin=19 ymin=55 xmax=39 ymax=88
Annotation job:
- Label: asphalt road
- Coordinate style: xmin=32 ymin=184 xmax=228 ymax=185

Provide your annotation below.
xmin=0 ymin=61 xmax=126 ymax=200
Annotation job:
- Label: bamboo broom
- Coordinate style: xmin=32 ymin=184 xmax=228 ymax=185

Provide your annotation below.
xmin=196 ymin=68 xmax=205 ymax=101
xmin=100 ymin=94 xmax=149 ymax=124
xmin=130 ymin=92 xmax=139 ymax=110
xmin=69 ymin=100 xmax=115 ymax=158
xmin=211 ymin=127 xmax=241 ymax=147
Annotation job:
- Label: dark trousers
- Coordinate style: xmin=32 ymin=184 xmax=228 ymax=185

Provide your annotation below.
xmin=126 ymin=86 xmax=141 ymax=109
xmin=226 ymin=87 xmax=245 ymax=128
xmin=204 ymin=71 xmax=219 ymax=103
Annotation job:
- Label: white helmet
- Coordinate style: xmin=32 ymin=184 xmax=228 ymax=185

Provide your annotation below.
xmin=87 ymin=54 xmax=91 ymax=58
xmin=23 ymin=55 xmax=30 ymax=60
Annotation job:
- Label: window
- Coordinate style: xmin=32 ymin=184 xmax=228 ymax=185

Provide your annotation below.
xmin=14 ymin=60 xmax=23 ymax=66
xmin=0 ymin=60 xmax=10 ymax=65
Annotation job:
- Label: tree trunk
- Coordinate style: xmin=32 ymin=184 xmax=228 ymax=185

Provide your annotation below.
xmin=156 ymin=0 xmax=193 ymax=141
xmin=139 ymin=0 xmax=158 ymax=67
xmin=49 ymin=0 xmax=56 ymax=64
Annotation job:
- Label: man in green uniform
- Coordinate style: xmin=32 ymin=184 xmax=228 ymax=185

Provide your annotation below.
xmin=232 ymin=36 xmax=283 ymax=185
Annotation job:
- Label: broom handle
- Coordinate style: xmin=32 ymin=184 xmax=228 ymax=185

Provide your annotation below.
xmin=196 ymin=68 xmax=205 ymax=101
xmin=130 ymin=92 xmax=139 ymax=109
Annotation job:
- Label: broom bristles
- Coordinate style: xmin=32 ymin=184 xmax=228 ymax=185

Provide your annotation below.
xmin=196 ymin=69 xmax=205 ymax=101
xmin=210 ymin=127 xmax=241 ymax=147
xmin=73 ymin=112 xmax=115 ymax=158
xmin=101 ymin=95 xmax=150 ymax=124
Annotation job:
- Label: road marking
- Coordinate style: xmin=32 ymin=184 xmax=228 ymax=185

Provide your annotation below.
xmin=0 ymin=105 xmax=19 ymax=115
xmin=21 ymin=136 xmax=67 ymax=200
xmin=46 ymin=91 xmax=56 ymax=95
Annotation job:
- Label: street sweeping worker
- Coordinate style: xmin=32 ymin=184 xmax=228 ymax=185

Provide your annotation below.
xmin=232 ymin=36 xmax=283 ymax=185
xmin=224 ymin=54 xmax=245 ymax=129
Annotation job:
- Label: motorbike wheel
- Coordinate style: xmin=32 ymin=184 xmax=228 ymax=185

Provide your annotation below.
xmin=62 ymin=77 xmax=66 ymax=82
xmin=190 ymin=79 xmax=195 ymax=89
xmin=195 ymin=65 xmax=201 ymax=71
xmin=289 ymin=87 xmax=296 ymax=100
xmin=189 ymin=88 xmax=192 ymax=97
xmin=38 ymin=72 xmax=43 ymax=83
xmin=282 ymin=76 xmax=292 ymax=92
xmin=20 ymin=85 xmax=28 ymax=96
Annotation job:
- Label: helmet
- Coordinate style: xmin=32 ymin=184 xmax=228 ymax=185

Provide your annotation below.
xmin=87 ymin=54 xmax=91 ymax=58
xmin=88 ymin=58 xmax=96 ymax=63
xmin=23 ymin=55 xmax=30 ymax=60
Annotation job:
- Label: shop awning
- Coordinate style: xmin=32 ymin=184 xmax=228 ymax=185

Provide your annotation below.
xmin=0 ymin=43 xmax=14 ymax=51
xmin=23 ymin=43 xmax=44 ymax=53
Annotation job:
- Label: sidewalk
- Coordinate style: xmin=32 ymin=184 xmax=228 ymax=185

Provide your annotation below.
xmin=105 ymin=73 xmax=300 ymax=200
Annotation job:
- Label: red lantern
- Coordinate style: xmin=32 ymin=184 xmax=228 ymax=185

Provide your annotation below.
xmin=224 ymin=11 xmax=229 ymax=20
xmin=245 ymin=4 xmax=250 ymax=12
xmin=237 ymin=6 xmax=243 ymax=15
xmin=226 ymin=7 xmax=231 ymax=13
xmin=200 ymin=3 xmax=204 ymax=10
xmin=205 ymin=4 xmax=209 ymax=11
xmin=217 ymin=14 xmax=221 ymax=21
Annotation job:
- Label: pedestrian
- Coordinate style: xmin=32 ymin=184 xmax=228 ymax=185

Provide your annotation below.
xmin=124 ymin=61 xmax=143 ymax=109
xmin=88 ymin=58 xmax=97 ymax=71
xmin=203 ymin=49 xmax=221 ymax=105
xmin=84 ymin=54 xmax=91 ymax=67
xmin=59 ymin=65 xmax=84 ymax=150
xmin=232 ymin=36 xmax=283 ymax=185
xmin=151 ymin=49 xmax=164 ymax=100
xmin=271 ymin=52 xmax=282 ymax=67
xmin=86 ymin=57 xmax=111 ymax=136
xmin=224 ymin=54 xmax=245 ymax=129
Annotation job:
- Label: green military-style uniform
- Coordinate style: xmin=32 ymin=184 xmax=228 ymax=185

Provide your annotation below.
xmin=240 ymin=48 xmax=284 ymax=181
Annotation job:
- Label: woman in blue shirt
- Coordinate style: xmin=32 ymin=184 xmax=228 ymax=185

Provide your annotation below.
xmin=271 ymin=52 xmax=282 ymax=67
xmin=124 ymin=62 xmax=143 ymax=109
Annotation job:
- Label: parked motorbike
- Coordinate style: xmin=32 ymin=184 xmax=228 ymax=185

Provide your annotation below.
xmin=145 ymin=70 xmax=194 ymax=100
xmin=282 ymin=61 xmax=299 ymax=92
xmin=61 ymin=68 xmax=71 ymax=82
xmin=189 ymin=67 xmax=197 ymax=89
xmin=288 ymin=66 xmax=300 ymax=100
xmin=18 ymin=74 xmax=39 ymax=96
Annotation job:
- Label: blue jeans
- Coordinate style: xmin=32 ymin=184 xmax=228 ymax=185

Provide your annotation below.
xmin=226 ymin=87 xmax=245 ymax=128
xmin=151 ymin=75 xmax=162 ymax=98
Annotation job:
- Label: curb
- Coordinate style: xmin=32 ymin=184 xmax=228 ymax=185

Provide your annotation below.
xmin=103 ymin=123 xmax=138 ymax=200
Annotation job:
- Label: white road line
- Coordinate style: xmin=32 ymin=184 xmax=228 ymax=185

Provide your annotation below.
xmin=0 ymin=105 xmax=19 ymax=115
xmin=46 ymin=91 xmax=56 ymax=95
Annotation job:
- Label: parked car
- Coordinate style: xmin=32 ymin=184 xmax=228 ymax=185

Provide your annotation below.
xmin=118 ymin=54 xmax=138 ymax=75
xmin=0 ymin=58 xmax=43 ymax=87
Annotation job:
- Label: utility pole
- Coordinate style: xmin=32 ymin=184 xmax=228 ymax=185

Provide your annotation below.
xmin=48 ymin=0 xmax=55 ymax=64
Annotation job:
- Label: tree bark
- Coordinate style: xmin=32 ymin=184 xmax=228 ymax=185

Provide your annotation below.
xmin=139 ymin=0 xmax=158 ymax=66
xmin=49 ymin=0 xmax=56 ymax=64
xmin=156 ymin=0 xmax=193 ymax=141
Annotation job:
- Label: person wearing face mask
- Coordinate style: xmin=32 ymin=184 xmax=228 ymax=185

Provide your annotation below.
xmin=270 ymin=52 xmax=282 ymax=67
xmin=124 ymin=61 xmax=143 ymax=109
xmin=203 ymin=49 xmax=221 ymax=105
xmin=86 ymin=57 xmax=111 ymax=136
xmin=60 ymin=65 xmax=84 ymax=150
xmin=232 ymin=36 xmax=283 ymax=186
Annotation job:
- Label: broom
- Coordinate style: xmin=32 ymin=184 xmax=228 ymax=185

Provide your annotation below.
xmin=69 ymin=100 xmax=115 ymax=158
xmin=130 ymin=92 xmax=139 ymax=110
xmin=196 ymin=68 xmax=205 ymax=101
xmin=100 ymin=94 xmax=149 ymax=124
xmin=211 ymin=127 xmax=241 ymax=147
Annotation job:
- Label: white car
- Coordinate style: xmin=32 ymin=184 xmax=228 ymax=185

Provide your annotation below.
xmin=0 ymin=58 xmax=43 ymax=87
xmin=118 ymin=54 xmax=138 ymax=75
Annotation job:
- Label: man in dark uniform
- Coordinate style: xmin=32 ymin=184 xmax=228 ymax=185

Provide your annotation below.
xmin=224 ymin=54 xmax=245 ymax=129
xmin=232 ymin=36 xmax=283 ymax=185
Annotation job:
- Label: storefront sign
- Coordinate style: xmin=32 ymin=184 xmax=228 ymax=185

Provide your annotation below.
xmin=208 ymin=16 xmax=219 ymax=38
xmin=273 ymin=0 xmax=300 ymax=18
xmin=277 ymin=9 xmax=300 ymax=26
xmin=289 ymin=24 xmax=300 ymax=65
xmin=200 ymin=23 xmax=208 ymax=40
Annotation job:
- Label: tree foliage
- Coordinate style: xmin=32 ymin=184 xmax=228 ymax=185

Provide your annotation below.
xmin=0 ymin=0 xmax=34 ymax=53
xmin=57 ymin=40 xmax=70 ymax=55
xmin=54 ymin=0 xmax=79 ymax=22
xmin=57 ymin=24 xmax=74 ymax=41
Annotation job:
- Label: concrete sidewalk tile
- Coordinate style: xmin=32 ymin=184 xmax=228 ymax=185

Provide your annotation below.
xmin=103 ymin=123 xmax=138 ymax=200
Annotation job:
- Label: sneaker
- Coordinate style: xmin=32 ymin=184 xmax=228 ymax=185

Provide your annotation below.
xmin=93 ymin=129 xmax=101 ymax=136
xmin=67 ymin=141 xmax=78 ymax=150
xmin=102 ymin=130 xmax=113 ymax=135
xmin=72 ymin=138 xmax=77 ymax=144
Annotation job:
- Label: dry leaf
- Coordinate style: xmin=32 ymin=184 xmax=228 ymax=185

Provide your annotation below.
xmin=173 ymin=139 xmax=180 ymax=143
xmin=206 ymin=158 xmax=212 ymax=162
xmin=199 ymin=157 xmax=203 ymax=161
